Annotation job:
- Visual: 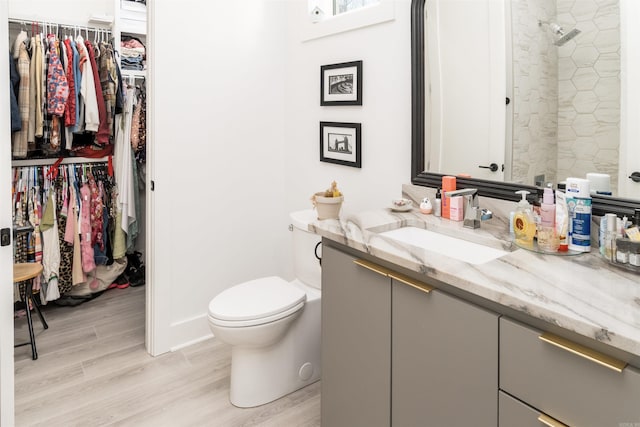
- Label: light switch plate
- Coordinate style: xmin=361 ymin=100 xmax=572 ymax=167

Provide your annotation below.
xmin=0 ymin=228 xmax=10 ymax=246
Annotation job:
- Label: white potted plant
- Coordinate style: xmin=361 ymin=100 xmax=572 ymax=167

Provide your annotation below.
xmin=311 ymin=181 xmax=344 ymax=220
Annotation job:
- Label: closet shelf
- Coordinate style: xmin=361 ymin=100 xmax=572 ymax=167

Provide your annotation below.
xmin=121 ymin=69 xmax=147 ymax=79
xmin=12 ymin=157 xmax=109 ymax=168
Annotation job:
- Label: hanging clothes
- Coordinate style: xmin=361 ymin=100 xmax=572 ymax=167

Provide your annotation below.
xmin=77 ymin=36 xmax=100 ymax=133
xmin=12 ymin=162 xmax=119 ymax=301
xmin=12 ymin=31 xmax=30 ymax=158
xmin=86 ymin=39 xmax=110 ymax=145
xmin=40 ymin=192 xmax=61 ymax=303
xmin=10 ymin=52 xmax=21 ymax=132
xmin=63 ymin=37 xmax=77 ymax=129
xmin=27 ymin=35 xmax=37 ymax=150
xmin=34 ymin=34 xmax=44 ymax=138
xmin=99 ymin=41 xmax=118 ymax=139
xmin=46 ymin=34 xmax=69 ymax=117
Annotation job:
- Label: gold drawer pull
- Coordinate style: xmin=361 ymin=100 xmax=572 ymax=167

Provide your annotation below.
xmin=353 ymin=259 xmax=391 ymax=277
xmin=539 ymin=332 xmax=627 ymax=373
xmin=538 ymin=413 xmax=568 ymax=427
xmin=353 ymin=260 xmax=433 ymax=293
xmin=389 ymin=272 xmax=433 ymax=294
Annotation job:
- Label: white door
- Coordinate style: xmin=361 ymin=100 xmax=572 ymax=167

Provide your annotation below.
xmin=619 ymin=0 xmax=640 ymax=199
xmin=426 ymin=0 xmax=506 ymax=181
xmin=0 ymin=3 xmax=16 ymax=426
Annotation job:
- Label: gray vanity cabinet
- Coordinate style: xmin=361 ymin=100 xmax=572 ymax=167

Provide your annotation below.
xmin=500 ymin=317 xmax=640 ymax=427
xmin=392 ymin=281 xmax=499 ymax=427
xmin=321 ymin=244 xmax=391 ymax=427
xmin=322 ymin=243 xmax=499 ymax=427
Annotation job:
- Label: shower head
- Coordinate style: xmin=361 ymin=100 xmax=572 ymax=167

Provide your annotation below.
xmin=554 ymin=27 xmax=581 ymax=46
xmin=538 ymin=20 xmax=581 ymax=46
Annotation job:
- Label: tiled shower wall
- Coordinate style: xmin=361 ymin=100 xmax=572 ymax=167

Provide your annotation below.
xmin=511 ymin=0 xmax=558 ymax=186
xmin=511 ymin=0 xmax=620 ymax=191
xmin=556 ymin=0 xmax=620 ymax=192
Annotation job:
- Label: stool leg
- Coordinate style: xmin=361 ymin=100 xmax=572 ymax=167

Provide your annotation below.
xmin=31 ymin=293 xmax=49 ymax=330
xmin=22 ymin=281 xmax=38 ymax=360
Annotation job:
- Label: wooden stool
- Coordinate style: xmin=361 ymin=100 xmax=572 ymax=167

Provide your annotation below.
xmin=14 ymin=263 xmax=49 ymax=360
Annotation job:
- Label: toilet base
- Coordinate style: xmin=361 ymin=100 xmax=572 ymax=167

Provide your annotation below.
xmin=229 ymin=289 xmax=321 ymax=408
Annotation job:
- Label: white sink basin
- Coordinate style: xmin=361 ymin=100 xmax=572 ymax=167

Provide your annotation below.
xmin=378 ymin=226 xmax=508 ymax=265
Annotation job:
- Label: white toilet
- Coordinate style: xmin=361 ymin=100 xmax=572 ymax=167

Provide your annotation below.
xmin=207 ymin=210 xmax=322 ymax=408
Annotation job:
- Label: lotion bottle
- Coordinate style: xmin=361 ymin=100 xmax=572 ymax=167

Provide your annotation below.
xmin=513 ymin=190 xmax=536 ymax=247
xmin=540 ymin=187 xmax=555 ymax=228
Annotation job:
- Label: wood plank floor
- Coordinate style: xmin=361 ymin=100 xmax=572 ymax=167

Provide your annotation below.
xmin=14 ymin=286 xmax=321 ymax=427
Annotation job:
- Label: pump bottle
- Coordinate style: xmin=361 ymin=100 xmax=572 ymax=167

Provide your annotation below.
xmin=513 ymin=190 xmax=536 ymax=247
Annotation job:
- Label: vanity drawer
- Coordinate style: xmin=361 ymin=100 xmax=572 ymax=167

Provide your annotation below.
xmin=499 ymin=391 xmax=566 ymax=427
xmin=500 ymin=317 xmax=640 ymax=427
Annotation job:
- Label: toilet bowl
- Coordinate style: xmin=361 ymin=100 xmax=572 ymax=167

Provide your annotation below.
xmin=207 ymin=210 xmax=322 ymax=408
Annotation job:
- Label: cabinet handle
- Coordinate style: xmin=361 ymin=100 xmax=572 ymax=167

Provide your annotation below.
xmin=353 ymin=260 xmax=433 ymax=293
xmin=388 ymin=272 xmax=433 ymax=294
xmin=353 ymin=259 xmax=391 ymax=277
xmin=539 ymin=332 xmax=627 ymax=373
xmin=537 ymin=413 xmax=568 ymax=427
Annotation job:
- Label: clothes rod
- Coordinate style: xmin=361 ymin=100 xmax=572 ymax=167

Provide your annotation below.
xmin=8 ymin=18 xmax=112 ymax=33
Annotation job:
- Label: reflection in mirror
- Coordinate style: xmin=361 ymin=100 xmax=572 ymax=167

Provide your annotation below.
xmin=411 ymin=0 xmax=640 ymax=215
xmin=422 ymin=0 xmax=624 ymax=195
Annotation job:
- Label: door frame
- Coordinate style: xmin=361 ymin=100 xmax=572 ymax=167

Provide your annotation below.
xmin=0 ymin=2 xmax=15 ymax=424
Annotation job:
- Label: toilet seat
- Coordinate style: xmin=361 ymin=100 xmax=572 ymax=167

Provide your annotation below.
xmin=208 ymin=276 xmax=306 ymax=328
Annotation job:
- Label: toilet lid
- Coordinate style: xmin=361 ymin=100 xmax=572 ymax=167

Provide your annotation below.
xmin=208 ymin=276 xmax=306 ymax=322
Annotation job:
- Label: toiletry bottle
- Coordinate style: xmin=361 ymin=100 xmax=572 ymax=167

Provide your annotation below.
xmin=629 ymin=242 xmax=640 ymax=267
xmin=449 ymin=196 xmax=464 ymax=221
xmin=537 ymin=187 xmax=558 ymax=252
xmin=532 ymin=187 xmax=544 ymax=227
xmin=434 ymin=189 xmax=442 ymax=217
xmin=598 ymin=213 xmax=618 ymax=261
xmin=513 ymin=190 xmax=536 ymax=247
xmin=604 ymin=213 xmax=618 ymax=261
xmin=566 ymin=177 xmax=592 ymax=253
xmin=540 ymin=187 xmax=555 ymax=228
xmin=555 ymin=190 xmax=569 ymax=252
xmin=633 ymin=209 xmax=640 ymax=227
xmin=615 ymin=238 xmax=629 ymax=264
xmin=441 ymin=176 xmax=456 ymax=219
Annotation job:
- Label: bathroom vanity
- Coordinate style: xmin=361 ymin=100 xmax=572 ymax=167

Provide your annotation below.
xmin=315 ymin=187 xmax=640 ymax=427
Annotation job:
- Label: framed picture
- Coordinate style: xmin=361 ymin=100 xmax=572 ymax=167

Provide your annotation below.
xmin=320 ymin=60 xmax=363 ymax=106
xmin=320 ymin=121 xmax=361 ymax=168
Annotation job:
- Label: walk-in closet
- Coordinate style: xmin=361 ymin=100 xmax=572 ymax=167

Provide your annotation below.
xmin=6 ymin=1 xmax=150 ymax=415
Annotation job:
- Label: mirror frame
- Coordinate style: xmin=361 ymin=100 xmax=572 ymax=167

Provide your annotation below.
xmin=410 ymin=0 xmax=640 ymax=217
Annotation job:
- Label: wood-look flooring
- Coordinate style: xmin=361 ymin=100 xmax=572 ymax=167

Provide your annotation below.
xmin=14 ymin=286 xmax=321 ymax=427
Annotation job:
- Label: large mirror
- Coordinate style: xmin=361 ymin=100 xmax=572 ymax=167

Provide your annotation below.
xmin=411 ymin=0 xmax=640 ymax=215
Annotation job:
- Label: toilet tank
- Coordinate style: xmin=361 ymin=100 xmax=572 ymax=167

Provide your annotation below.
xmin=290 ymin=210 xmax=322 ymax=289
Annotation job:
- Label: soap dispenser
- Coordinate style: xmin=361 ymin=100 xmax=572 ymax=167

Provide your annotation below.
xmin=513 ymin=190 xmax=536 ymax=247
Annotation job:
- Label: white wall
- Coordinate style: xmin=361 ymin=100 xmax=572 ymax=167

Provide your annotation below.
xmin=284 ymin=0 xmax=411 ymax=221
xmin=150 ymin=0 xmax=289 ymax=352
xmin=7 ymin=0 xmax=112 ymax=25
xmin=150 ymin=0 xmax=412 ymax=351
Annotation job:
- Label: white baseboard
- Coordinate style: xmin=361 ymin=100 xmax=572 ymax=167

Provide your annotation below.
xmin=169 ymin=313 xmax=213 ymax=352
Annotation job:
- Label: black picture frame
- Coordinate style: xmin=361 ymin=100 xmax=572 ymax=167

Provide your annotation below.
xmin=320 ymin=121 xmax=362 ymax=168
xmin=320 ymin=60 xmax=363 ymax=106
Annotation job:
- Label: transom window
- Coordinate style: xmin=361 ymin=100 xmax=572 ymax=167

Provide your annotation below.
xmin=334 ymin=0 xmax=380 ymax=15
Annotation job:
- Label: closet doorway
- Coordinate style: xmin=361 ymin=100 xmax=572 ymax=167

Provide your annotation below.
xmin=3 ymin=0 xmax=157 ymax=423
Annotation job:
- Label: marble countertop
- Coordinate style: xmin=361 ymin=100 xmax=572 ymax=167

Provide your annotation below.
xmin=309 ymin=189 xmax=640 ymax=359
